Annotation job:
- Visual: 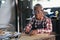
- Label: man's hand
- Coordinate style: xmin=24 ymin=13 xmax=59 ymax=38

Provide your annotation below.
xmin=29 ymin=30 xmax=38 ymax=35
xmin=25 ymin=24 xmax=32 ymax=34
xmin=25 ymin=27 xmax=32 ymax=34
xmin=25 ymin=28 xmax=30 ymax=33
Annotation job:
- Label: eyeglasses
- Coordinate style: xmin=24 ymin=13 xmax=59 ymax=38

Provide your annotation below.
xmin=35 ymin=10 xmax=44 ymax=14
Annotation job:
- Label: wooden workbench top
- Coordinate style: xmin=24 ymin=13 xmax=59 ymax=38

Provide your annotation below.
xmin=20 ymin=33 xmax=55 ymax=40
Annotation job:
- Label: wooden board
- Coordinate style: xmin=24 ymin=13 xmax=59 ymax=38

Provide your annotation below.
xmin=20 ymin=34 xmax=55 ymax=40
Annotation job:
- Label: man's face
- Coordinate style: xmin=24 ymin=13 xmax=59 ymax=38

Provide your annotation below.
xmin=35 ymin=6 xmax=44 ymax=20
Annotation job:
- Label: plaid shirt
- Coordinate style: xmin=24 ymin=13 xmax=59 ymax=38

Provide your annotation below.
xmin=25 ymin=16 xmax=52 ymax=33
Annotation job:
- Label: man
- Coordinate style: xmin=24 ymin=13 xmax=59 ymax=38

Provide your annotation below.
xmin=24 ymin=4 xmax=52 ymax=35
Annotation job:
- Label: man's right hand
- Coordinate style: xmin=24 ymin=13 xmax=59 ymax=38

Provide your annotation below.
xmin=25 ymin=28 xmax=30 ymax=33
